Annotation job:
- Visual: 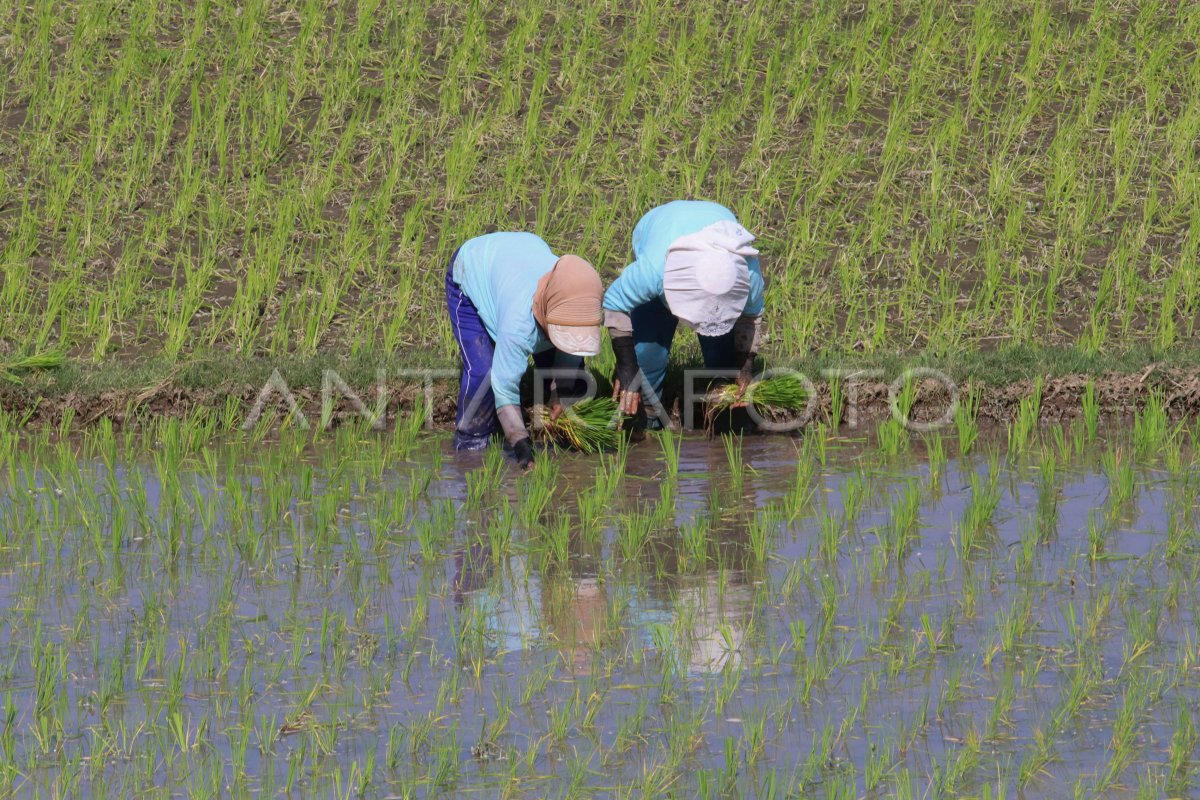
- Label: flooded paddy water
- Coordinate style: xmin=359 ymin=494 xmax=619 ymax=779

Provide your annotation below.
xmin=1 ymin=413 xmax=1199 ymax=798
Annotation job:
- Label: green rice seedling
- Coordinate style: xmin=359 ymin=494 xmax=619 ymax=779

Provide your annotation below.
xmin=1132 ymin=392 xmax=1170 ymax=461
xmin=1070 ymin=416 xmax=1089 ymax=458
xmin=841 ymin=468 xmax=868 ymax=524
xmin=1093 ymin=668 xmax=1167 ymax=795
xmin=748 ymin=504 xmax=783 ymax=563
xmin=1050 ymin=423 xmax=1074 ymax=465
xmin=882 ymin=482 xmax=922 ymax=565
xmin=741 ymin=708 xmax=769 ymax=769
xmin=657 ymin=429 xmax=681 ymax=477
xmin=785 ymin=446 xmax=816 ymax=521
xmin=575 ymin=484 xmax=607 ymax=534
xmin=1164 ymin=504 xmax=1195 ymax=560
xmin=892 ymin=372 xmax=920 ymax=424
xmin=1088 ymin=510 xmax=1110 ymax=562
xmin=706 ymin=374 xmax=811 ymax=431
xmin=518 ymin=459 xmax=558 ymax=527
xmin=1162 ymin=426 xmax=1187 ymax=473
xmin=722 ymin=434 xmax=746 ymax=495
xmin=924 ymin=432 xmax=946 ymax=487
xmin=938 ymin=725 xmax=984 ymax=796
xmin=828 ymin=375 xmax=845 ymax=429
xmin=987 ymin=594 xmax=1034 ymax=666
xmin=612 ymin=697 xmax=650 ymax=755
xmin=463 ymin=467 xmax=493 ymax=512
xmin=679 ymin=519 xmax=709 ymax=570
xmin=1168 ymin=698 xmax=1197 ymax=788
xmin=1034 ymin=468 xmax=1060 ymax=547
xmin=818 ymin=512 xmax=842 ymax=564
xmin=0 ymin=350 xmax=66 ymax=385
xmin=539 ymin=514 xmax=571 ymax=568
xmin=955 ymin=389 xmax=980 ymax=455
xmin=862 ymin=735 xmax=892 ymax=793
xmin=618 ymin=511 xmax=655 ymax=563
xmin=535 ymin=397 xmax=621 ymax=453
xmin=1082 ymin=381 xmax=1100 ymax=442
xmin=877 ymin=418 xmax=909 ymax=457
xmin=1008 ymin=377 xmax=1043 ymax=456
xmin=1102 ymin=447 xmax=1137 ymax=508
xmin=958 ymin=466 xmax=1002 ymax=558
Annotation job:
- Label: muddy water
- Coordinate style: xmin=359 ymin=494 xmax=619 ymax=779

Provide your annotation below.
xmin=0 ymin=430 xmax=1197 ymax=797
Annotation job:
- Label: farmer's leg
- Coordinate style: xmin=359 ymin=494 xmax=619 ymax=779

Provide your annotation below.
xmin=697 ymin=329 xmax=737 ymax=373
xmin=627 ymin=300 xmax=678 ymax=430
xmin=532 ymin=349 xmax=587 ymax=404
xmin=446 ymin=257 xmax=498 ymax=450
xmin=531 ymin=348 xmax=555 ymax=406
xmin=698 ymin=328 xmax=756 ymax=434
xmin=630 ymin=299 xmax=677 ymax=405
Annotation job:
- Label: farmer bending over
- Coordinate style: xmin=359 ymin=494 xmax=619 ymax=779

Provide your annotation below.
xmin=604 ymin=201 xmax=764 ymax=421
xmin=446 ymin=232 xmax=604 ymax=468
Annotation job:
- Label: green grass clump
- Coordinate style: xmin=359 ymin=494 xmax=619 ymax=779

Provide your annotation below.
xmin=536 ymin=397 xmax=621 ymax=453
xmin=1 ymin=351 xmax=65 ymax=385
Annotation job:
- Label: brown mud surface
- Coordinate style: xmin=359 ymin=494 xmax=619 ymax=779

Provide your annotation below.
xmin=5 ymin=368 xmax=1200 ymax=432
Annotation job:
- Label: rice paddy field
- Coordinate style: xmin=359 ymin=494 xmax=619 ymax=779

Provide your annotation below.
xmin=2 ymin=0 xmax=1200 ymax=375
xmin=7 ymin=0 xmax=1200 ymax=798
xmin=3 ymin=404 xmax=1200 ymax=798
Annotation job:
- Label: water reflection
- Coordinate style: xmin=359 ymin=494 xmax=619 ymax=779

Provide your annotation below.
xmin=453 ymin=542 xmax=756 ymax=676
xmin=6 ymin=430 xmax=1193 ymax=797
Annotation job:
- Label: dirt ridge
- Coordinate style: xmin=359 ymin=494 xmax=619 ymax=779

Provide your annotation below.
xmin=5 ymin=368 xmax=1200 ymax=431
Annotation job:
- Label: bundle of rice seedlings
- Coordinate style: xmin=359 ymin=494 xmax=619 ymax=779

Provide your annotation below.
xmin=707 ymin=374 xmax=811 ymax=422
xmin=537 ymin=397 xmax=621 ymax=453
xmin=1 ymin=351 xmax=65 ymax=385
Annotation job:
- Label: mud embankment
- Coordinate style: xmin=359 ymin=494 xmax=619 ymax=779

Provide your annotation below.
xmin=5 ymin=367 xmax=1200 ymax=432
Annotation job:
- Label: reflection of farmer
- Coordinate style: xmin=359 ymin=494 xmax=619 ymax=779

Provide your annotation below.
xmin=678 ymin=572 xmax=752 ymax=673
xmin=446 ymin=233 xmax=604 ymax=468
xmin=452 ymin=543 xmax=492 ymax=608
xmin=604 ymin=201 xmax=765 ymax=420
xmin=453 ymin=546 xmax=540 ymax=653
xmin=542 ymin=575 xmax=607 ymax=675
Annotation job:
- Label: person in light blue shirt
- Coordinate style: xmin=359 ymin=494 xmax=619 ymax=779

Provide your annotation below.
xmin=603 ymin=201 xmax=765 ymax=418
xmin=446 ymin=232 xmax=604 ymax=467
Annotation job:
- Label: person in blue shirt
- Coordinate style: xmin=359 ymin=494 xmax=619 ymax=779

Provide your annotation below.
xmin=603 ymin=201 xmax=764 ymax=418
xmin=446 ymin=232 xmax=604 ymax=467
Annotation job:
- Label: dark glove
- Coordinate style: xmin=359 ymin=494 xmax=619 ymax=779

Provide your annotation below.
xmin=512 ymin=437 xmax=535 ymax=469
xmin=611 ymin=336 xmax=639 ymax=393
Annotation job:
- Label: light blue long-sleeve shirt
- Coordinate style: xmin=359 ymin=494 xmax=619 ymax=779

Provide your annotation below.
xmin=603 ymin=200 xmax=765 ymax=318
xmin=452 ymin=232 xmax=577 ymax=408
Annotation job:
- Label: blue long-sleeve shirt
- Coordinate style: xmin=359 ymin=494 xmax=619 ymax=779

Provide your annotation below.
xmin=452 ymin=232 xmax=578 ymax=408
xmin=603 ymin=201 xmax=765 ymax=317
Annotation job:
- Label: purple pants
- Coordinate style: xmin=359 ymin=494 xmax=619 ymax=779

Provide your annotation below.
xmin=446 ymin=256 xmax=499 ymax=450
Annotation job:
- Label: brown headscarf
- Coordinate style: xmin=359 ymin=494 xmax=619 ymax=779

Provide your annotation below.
xmin=533 ymin=255 xmax=603 ymax=329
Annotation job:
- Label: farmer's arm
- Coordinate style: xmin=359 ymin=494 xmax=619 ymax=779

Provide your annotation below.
xmin=603 ymin=256 xmax=663 ymax=319
xmin=492 ymin=335 xmax=535 ymax=466
xmin=604 ymin=260 xmax=662 ymax=414
xmin=732 ymin=315 xmax=762 ymax=389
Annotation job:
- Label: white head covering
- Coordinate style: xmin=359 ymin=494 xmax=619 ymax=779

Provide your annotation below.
xmin=662 ymin=220 xmax=758 ymax=336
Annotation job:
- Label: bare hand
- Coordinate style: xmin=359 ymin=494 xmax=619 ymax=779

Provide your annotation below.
xmin=549 ymin=403 xmax=565 ymax=421
xmin=612 ymin=379 xmax=641 ymax=415
xmin=731 ymin=369 xmax=752 ymax=408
